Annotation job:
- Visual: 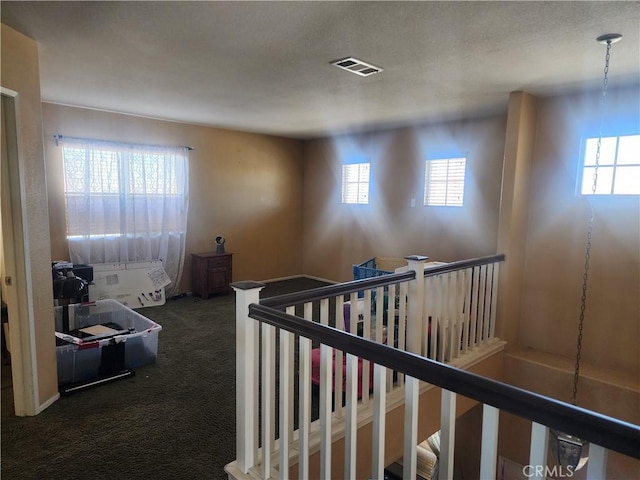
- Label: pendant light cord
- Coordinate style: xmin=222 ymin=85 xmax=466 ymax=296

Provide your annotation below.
xmin=572 ymin=39 xmax=614 ymax=406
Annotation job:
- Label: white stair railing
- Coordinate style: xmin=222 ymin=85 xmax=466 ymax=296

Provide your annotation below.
xmin=230 ymin=294 xmax=638 ymax=480
xmin=231 ymin=255 xmax=506 ymax=478
xmin=227 ymin=254 xmax=637 ymax=480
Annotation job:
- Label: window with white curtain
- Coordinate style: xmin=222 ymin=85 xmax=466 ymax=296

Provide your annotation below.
xmin=342 ymin=163 xmax=370 ymax=204
xmin=424 ymin=157 xmax=467 ymax=207
xmin=59 ymin=136 xmax=189 ymax=296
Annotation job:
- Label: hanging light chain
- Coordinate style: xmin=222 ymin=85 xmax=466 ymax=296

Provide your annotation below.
xmin=572 ymin=38 xmax=614 ymax=406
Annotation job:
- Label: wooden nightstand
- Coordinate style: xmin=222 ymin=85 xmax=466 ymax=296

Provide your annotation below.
xmin=191 ymin=252 xmax=233 ymax=298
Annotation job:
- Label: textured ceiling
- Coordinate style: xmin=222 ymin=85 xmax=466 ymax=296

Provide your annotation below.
xmin=2 ymin=1 xmax=639 ymax=139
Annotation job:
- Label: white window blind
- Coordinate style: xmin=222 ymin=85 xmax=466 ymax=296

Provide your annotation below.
xmin=342 ymin=163 xmax=370 ymax=204
xmin=424 ymin=158 xmax=466 ymax=207
xmin=580 ymin=134 xmax=640 ymax=195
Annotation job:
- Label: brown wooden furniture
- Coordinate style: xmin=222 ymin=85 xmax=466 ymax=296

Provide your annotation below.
xmin=191 ymin=252 xmax=233 ymax=298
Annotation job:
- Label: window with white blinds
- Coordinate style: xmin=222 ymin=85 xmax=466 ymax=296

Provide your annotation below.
xmin=579 ymin=134 xmax=640 ymax=195
xmin=424 ymin=157 xmax=467 ymax=206
xmin=342 ymin=163 xmax=370 ymax=204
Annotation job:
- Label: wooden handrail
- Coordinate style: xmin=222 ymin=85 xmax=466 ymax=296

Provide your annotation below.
xmin=248 ymin=303 xmax=640 ymax=460
xmin=261 ymin=253 xmax=505 ymax=309
xmin=420 ymin=253 xmax=505 ymax=277
xmin=260 ymin=271 xmax=415 ymax=308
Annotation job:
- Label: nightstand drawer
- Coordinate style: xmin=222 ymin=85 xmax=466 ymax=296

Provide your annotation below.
xmin=207 ymin=256 xmax=230 ymax=269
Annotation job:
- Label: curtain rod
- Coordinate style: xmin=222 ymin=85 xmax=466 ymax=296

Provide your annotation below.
xmin=53 ymin=134 xmax=194 ymax=151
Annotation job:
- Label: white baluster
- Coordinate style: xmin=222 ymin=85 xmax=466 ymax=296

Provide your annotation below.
xmin=470 ymin=267 xmax=481 ymax=348
xmin=439 ymin=389 xmax=457 ymax=480
xmin=446 ymin=273 xmax=454 ymax=362
xmin=479 ymin=404 xmax=499 ymax=479
xmin=285 ymin=306 xmax=295 ymax=442
xmin=319 ymin=298 xmax=332 ymax=479
xmin=477 ymin=265 xmax=488 ymax=346
xmin=335 ymin=296 xmax=344 ymax=418
xmin=461 ymin=268 xmax=472 ymax=353
xmin=262 ymin=322 xmax=275 ymax=479
xmin=372 ymin=363 xmax=387 ymax=479
xmin=586 ymin=444 xmax=608 ymax=480
xmin=489 ymin=263 xmax=500 ymax=340
xmin=375 ymin=286 xmax=384 ymax=345
xmin=362 ymin=289 xmax=371 ymax=404
xmin=529 ymin=422 xmax=548 ymax=480
xmin=403 ymin=376 xmax=420 ymax=480
xmin=430 ymin=275 xmax=438 ymax=360
xmin=453 ymin=270 xmax=464 ymax=359
xmin=482 ymin=264 xmax=493 ymax=344
xmin=298 ymin=302 xmax=313 ymax=479
xmin=436 ymin=275 xmax=445 ymax=363
xmin=424 ymin=276 xmax=434 ymax=359
xmin=345 ymin=352 xmax=359 ymax=479
xmin=398 ymin=282 xmax=408 ymax=385
xmin=386 ymin=283 xmax=397 ymax=391
xmin=278 ymin=328 xmax=292 ymax=480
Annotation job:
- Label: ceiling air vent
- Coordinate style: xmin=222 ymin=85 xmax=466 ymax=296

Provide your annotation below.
xmin=331 ymin=57 xmax=383 ymax=77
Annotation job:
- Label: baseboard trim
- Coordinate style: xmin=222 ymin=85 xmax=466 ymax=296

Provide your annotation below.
xmin=224 ymin=460 xmax=252 ymax=480
xmin=36 ymin=392 xmax=60 ymax=414
xmin=261 ymin=274 xmax=337 ymax=284
xmin=299 ymin=274 xmax=338 ymax=284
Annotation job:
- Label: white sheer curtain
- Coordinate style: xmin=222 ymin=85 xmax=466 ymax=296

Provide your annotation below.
xmin=60 ymin=136 xmax=189 ymax=297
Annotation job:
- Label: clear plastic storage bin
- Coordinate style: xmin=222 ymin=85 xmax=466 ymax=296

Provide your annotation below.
xmin=55 ymin=299 xmax=162 ymax=385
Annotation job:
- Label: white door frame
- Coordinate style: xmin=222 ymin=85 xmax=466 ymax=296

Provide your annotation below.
xmin=1 ymin=87 xmax=41 ymax=416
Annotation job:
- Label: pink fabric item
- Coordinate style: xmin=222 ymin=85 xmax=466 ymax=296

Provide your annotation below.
xmin=310 ymin=299 xmax=374 ymax=397
xmin=311 ymin=347 xmax=374 ymax=398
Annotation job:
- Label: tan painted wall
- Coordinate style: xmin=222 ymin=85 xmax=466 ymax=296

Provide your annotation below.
xmin=1 ymin=24 xmax=58 ymax=409
xmin=300 ymin=86 xmax=638 ymax=376
xmin=301 ymin=117 xmax=507 ymax=282
xmin=520 ymin=85 xmax=639 ymax=375
xmin=495 ymin=85 xmax=640 ymax=478
xmin=297 ymin=86 xmax=639 ymax=474
xmin=42 ymin=104 xmax=305 ymax=292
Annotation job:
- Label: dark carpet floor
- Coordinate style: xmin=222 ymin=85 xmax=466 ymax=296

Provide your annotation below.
xmin=1 ymin=277 xmax=330 ymax=480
